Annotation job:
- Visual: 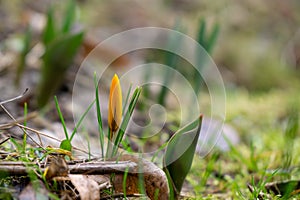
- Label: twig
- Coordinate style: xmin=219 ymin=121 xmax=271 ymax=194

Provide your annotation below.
xmin=15 ymin=124 xmax=93 ymax=156
xmin=0 ymin=160 xmax=137 ymax=176
xmin=0 ymin=137 xmax=10 ymax=145
xmin=0 ymin=88 xmax=28 ymax=105
xmin=0 ymin=112 xmax=38 ymax=129
xmin=68 ymin=161 xmax=137 ymax=174
xmin=0 ymin=104 xmax=44 ymax=148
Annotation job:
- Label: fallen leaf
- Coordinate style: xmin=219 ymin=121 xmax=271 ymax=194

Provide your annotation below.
xmin=69 ymin=174 xmax=100 ymax=200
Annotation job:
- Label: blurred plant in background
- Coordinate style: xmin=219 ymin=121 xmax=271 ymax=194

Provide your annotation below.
xmin=143 ymin=18 xmax=219 ymax=108
xmin=15 ymin=0 xmax=84 ymax=108
xmin=37 ymin=0 xmax=84 ymax=108
xmin=194 ymin=18 xmax=219 ymax=95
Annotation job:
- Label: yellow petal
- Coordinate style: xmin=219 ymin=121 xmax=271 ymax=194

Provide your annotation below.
xmin=108 ymin=74 xmax=123 ymax=134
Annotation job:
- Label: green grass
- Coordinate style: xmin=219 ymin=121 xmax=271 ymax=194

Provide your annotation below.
xmin=54 ymin=96 xmax=95 ymax=152
xmin=22 ymin=102 xmax=28 ymax=155
xmin=94 ymin=73 xmax=105 ymax=157
xmin=187 ymin=87 xmax=300 ymax=199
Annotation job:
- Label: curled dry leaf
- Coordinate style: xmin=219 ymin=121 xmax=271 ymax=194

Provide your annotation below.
xmin=69 ymin=174 xmax=100 ymax=200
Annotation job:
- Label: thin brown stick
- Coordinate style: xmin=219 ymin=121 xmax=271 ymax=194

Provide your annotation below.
xmin=0 ymin=112 xmax=38 ymax=129
xmin=0 ymin=160 xmax=137 ymax=175
xmin=0 ymin=88 xmax=28 ymax=105
xmin=15 ymin=124 xmax=93 ymax=156
xmin=0 ymin=104 xmax=44 ymax=148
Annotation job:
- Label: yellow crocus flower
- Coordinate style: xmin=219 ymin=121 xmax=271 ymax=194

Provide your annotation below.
xmin=108 ymin=74 xmax=123 ymax=136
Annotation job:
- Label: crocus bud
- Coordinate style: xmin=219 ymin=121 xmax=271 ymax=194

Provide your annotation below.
xmin=108 ymin=74 xmax=123 ymax=135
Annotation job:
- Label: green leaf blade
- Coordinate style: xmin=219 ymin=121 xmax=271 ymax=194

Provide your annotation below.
xmin=42 ymin=7 xmax=56 ymax=45
xmin=54 ymin=96 xmax=69 ymax=140
xmin=163 ymin=115 xmax=203 ymax=196
xmin=61 ymin=0 xmax=76 ymax=33
xmin=94 ymin=73 xmax=105 ymax=158
xmin=111 ymin=87 xmax=142 ymax=157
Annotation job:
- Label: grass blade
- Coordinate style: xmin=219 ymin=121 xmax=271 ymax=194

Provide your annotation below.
xmin=54 ymin=96 xmax=69 ymax=140
xmin=42 ymin=6 xmax=56 ymax=45
xmin=122 ymin=84 xmax=132 ymax=114
xmin=61 ymin=0 xmax=76 ymax=33
xmin=94 ymin=73 xmax=105 ymax=157
xmin=69 ymin=100 xmax=95 ymax=141
xmin=111 ymin=87 xmax=142 ymax=157
xmin=206 ymin=23 xmax=220 ymax=54
xmin=22 ymin=102 xmax=28 ymax=154
xmin=197 ymin=18 xmax=207 ymax=49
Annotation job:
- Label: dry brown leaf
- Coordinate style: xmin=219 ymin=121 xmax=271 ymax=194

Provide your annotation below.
xmin=69 ymin=174 xmax=100 ymax=200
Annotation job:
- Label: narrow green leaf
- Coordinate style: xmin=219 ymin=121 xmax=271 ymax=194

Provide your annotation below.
xmin=10 ymin=138 xmax=23 ymax=154
xmin=194 ymin=19 xmax=207 ymax=95
xmin=22 ymin=102 xmax=28 ymax=154
xmin=61 ymin=0 xmax=76 ymax=33
xmin=106 ymin=127 xmax=113 ymax=158
xmin=138 ymin=155 xmax=146 ymax=195
xmin=69 ymin=100 xmax=95 ymax=141
xmin=94 ymin=73 xmax=104 ymax=157
xmin=163 ymin=115 xmax=203 ymax=196
xmin=42 ymin=7 xmax=56 ymax=45
xmin=197 ymin=18 xmax=207 ymax=49
xmin=54 ymin=96 xmax=69 ymax=140
xmin=194 ymin=19 xmax=219 ymax=95
xmin=122 ymin=84 xmax=132 ymax=114
xmin=123 ymin=166 xmax=129 ymax=198
xmin=111 ymin=87 xmax=142 ymax=157
xmin=206 ymin=23 xmax=220 ymax=54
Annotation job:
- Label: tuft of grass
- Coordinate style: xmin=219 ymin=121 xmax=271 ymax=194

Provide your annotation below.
xmin=249 ymin=169 xmax=278 ymax=199
xmin=200 ymin=152 xmax=219 ymax=187
xmin=54 ymin=96 xmax=95 ymax=152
